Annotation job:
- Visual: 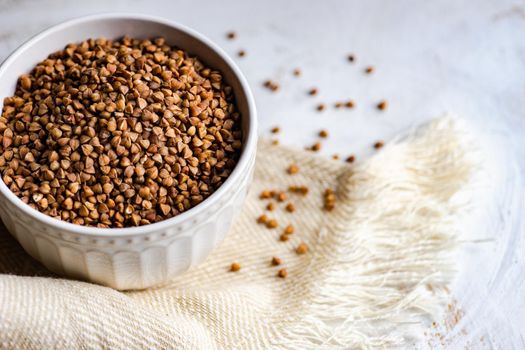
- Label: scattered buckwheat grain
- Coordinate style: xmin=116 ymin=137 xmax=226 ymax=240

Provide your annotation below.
xmin=374 ymin=141 xmax=385 ymax=149
xmin=230 ymin=262 xmax=241 ymax=272
xmin=266 ymin=219 xmax=278 ymax=229
xmin=296 ymin=242 xmax=308 ymax=255
xmin=284 ymin=224 xmax=294 ymax=234
xmin=271 ymin=256 xmax=282 ymax=266
xmin=279 ymin=233 xmax=290 ymax=242
xmin=257 ymin=214 xmax=268 ymax=224
xmin=377 ymin=100 xmax=387 ymax=110
xmin=287 ymin=164 xmax=299 ymax=175
xmin=260 ymin=190 xmax=273 ymax=199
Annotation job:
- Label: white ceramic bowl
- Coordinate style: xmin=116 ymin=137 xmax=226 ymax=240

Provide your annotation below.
xmin=0 ymin=14 xmax=257 ymax=290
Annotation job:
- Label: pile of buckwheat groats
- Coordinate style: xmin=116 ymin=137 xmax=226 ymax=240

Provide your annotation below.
xmin=0 ymin=37 xmax=242 ymax=228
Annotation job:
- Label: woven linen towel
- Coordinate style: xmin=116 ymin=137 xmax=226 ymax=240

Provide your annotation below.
xmin=0 ymin=117 xmax=476 ymax=349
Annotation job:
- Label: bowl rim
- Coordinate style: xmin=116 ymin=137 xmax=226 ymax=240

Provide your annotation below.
xmin=0 ymin=13 xmax=257 ymax=237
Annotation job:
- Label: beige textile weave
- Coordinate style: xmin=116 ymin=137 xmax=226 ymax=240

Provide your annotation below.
xmin=0 ymin=117 xmax=475 ymax=349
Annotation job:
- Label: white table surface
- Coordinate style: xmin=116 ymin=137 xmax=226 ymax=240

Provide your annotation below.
xmin=0 ymin=0 xmax=524 ymax=348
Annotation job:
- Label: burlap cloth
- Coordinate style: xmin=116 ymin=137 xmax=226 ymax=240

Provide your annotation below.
xmin=0 ymin=117 xmax=476 ymax=349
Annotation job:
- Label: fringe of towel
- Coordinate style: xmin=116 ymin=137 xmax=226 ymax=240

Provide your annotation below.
xmin=272 ymin=117 xmax=477 ymax=349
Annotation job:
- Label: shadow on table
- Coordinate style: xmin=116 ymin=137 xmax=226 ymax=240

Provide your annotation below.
xmin=0 ymin=220 xmax=55 ymax=277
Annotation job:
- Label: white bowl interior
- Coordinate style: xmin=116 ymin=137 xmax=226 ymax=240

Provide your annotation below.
xmin=0 ymin=14 xmax=256 ymax=235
